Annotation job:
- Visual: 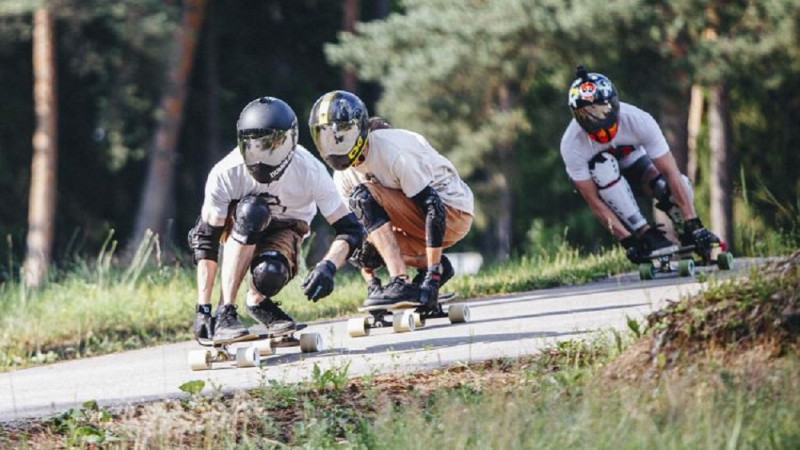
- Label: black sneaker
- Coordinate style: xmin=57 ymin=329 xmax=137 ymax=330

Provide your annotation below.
xmin=363 ymin=276 xmax=420 ymax=307
xmin=246 ymin=299 xmax=296 ymax=335
xmin=412 ymin=255 xmax=455 ymax=287
xmin=193 ymin=304 xmax=215 ymax=341
xmin=640 ymin=225 xmax=679 ymax=258
xmin=212 ymin=304 xmax=249 ymax=342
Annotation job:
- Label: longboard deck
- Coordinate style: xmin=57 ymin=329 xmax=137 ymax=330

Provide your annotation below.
xmin=198 ymin=323 xmax=307 ymax=347
xmin=357 ymin=292 xmax=457 ymax=313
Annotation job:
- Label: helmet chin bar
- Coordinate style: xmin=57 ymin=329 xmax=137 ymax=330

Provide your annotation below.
xmin=246 ymin=152 xmax=293 ymax=183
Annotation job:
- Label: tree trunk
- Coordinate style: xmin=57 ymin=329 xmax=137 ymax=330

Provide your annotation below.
xmin=708 ymin=84 xmax=733 ymax=249
xmin=341 ymin=0 xmax=359 ymax=92
xmin=24 ymin=8 xmax=58 ymax=288
xmin=493 ymin=84 xmax=513 ymax=262
xmin=658 ymin=90 xmax=689 ymax=173
xmin=686 ymin=84 xmax=704 ymax=185
xmin=129 ymin=0 xmax=206 ymax=257
xmin=205 ymin=0 xmax=222 ymax=171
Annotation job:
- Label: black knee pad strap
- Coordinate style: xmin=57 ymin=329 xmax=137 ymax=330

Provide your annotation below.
xmin=250 ymin=251 xmax=290 ymax=298
xmin=349 ymin=184 xmax=390 ymax=233
xmin=232 ymin=195 xmax=272 ymax=245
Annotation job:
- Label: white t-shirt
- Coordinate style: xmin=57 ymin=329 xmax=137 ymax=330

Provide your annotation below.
xmin=333 ymin=128 xmax=474 ymax=214
xmin=560 ymin=102 xmax=670 ymax=181
xmin=202 ymin=145 xmax=344 ymax=226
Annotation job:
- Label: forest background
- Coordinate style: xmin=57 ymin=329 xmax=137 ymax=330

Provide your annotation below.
xmin=1 ymin=0 xmax=799 ymax=287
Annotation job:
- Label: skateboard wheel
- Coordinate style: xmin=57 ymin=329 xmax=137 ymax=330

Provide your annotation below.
xmin=299 ymin=333 xmax=322 ymax=353
xmin=253 ymin=340 xmax=275 ymax=357
xmin=188 ymin=350 xmax=212 ymax=371
xmin=393 ymin=310 xmax=415 ymax=333
xmin=717 ymin=252 xmax=733 ymax=270
xmin=235 ymin=346 xmax=260 ymax=368
xmin=678 ymin=259 xmax=695 ymax=277
xmin=448 ymin=304 xmax=470 ymax=323
xmin=347 ymin=317 xmax=370 ymax=337
xmin=413 ymin=312 xmax=426 ymax=328
xmin=638 ymin=263 xmax=655 ymax=280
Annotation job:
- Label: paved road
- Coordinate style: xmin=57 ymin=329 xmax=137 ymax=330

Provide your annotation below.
xmin=0 ymin=260 xmax=755 ymax=422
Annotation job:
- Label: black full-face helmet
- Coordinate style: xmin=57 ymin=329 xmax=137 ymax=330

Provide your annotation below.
xmin=567 ymin=66 xmax=620 ymax=144
xmin=236 ymin=96 xmax=298 ymax=183
xmin=308 ymin=90 xmax=370 ymax=171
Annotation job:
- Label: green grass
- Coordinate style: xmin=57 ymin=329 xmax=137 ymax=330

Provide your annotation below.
xmin=0 ymin=239 xmax=630 ymax=371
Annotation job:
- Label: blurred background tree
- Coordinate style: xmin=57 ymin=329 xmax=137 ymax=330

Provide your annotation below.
xmin=0 ymin=0 xmax=797 ymax=282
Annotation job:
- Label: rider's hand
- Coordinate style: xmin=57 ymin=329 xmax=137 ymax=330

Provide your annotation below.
xmin=418 ymin=264 xmax=442 ymax=307
xmin=683 ymin=218 xmax=720 ymax=251
xmin=620 ymin=235 xmax=646 ymax=264
xmin=301 ymin=260 xmax=336 ymax=302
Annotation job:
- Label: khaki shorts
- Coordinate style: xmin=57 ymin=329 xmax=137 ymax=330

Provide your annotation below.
xmin=364 ymin=182 xmax=473 ymax=265
xmin=222 ymin=209 xmax=309 ymax=278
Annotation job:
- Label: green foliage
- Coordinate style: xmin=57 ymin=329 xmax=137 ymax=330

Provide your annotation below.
xmin=178 ymin=380 xmax=205 ymax=395
xmin=311 ymin=361 xmax=351 ymax=392
xmin=43 ymin=400 xmax=118 ymax=447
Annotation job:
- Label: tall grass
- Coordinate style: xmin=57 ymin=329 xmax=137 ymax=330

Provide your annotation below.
xmin=364 ymin=357 xmax=800 ymax=449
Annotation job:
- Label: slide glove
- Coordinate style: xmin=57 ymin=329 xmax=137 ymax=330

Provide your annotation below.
xmin=683 ymin=218 xmax=719 ymax=252
xmin=301 ymin=260 xmax=336 ymax=302
xmin=418 ymin=263 xmax=443 ymax=308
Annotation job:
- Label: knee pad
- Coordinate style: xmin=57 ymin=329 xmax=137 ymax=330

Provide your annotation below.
xmin=231 ymin=195 xmax=272 ymax=245
xmin=589 ymin=152 xmax=647 ymax=231
xmin=348 ymin=184 xmax=390 ymax=233
xmin=651 ymin=174 xmax=693 ymax=227
xmin=250 ymin=251 xmax=289 ymax=298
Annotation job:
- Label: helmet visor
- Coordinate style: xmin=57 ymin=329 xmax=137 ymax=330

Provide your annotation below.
xmin=573 ymin=103 xmax=617 ymax=134
xmin=238 ymin=130 xmax=291 ymax=166
xmin=310 ymin=119 xmax=365 ymax=170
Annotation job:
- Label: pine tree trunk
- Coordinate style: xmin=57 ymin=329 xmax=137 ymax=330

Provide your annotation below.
xmin=686 ymin=85 xmax=704 ymax=185
xmin=341 ymin=0 xmax=359 ymax=92
xmin=708 ymin=84 xmax=734 ymax=249
xmin=129 ymin=0 xmax=206 ymax=257
xmin=24 ymin=8 xmax=58 ymax=288
xmin=493 ymin=84 xmax=513 ymax=262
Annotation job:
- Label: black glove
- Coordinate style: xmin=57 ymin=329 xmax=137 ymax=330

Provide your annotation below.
xmin=683 ymin=218 xmax=719 ymax=252
xmin=418 ymin=264 xmax=443 ymax=307
xmin=301 ymin=260 xmax=336 ymax=302
xmin=620 ymin=235 xmax=647 ymax=264
xmin=348 ymin=240 xmax=385 ymax=271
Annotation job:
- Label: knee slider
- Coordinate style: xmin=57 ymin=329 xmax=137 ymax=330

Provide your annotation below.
xmin=232 ymin=195 xmax=272 ymax=245
xmin=250 ymin=251 xmax=289 ymax=298
xmin=650 ymin=175 xmax=672 ymax=210
xmin=348 ymin=184 xmax=390 ymax=233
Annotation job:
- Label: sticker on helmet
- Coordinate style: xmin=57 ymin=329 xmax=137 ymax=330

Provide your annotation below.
xmin=579 ymin=82 xmax=596 ymax=102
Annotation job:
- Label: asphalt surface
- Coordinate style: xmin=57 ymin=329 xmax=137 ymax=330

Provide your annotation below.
xmin=0 ymin=259 xmax=757 ymax=422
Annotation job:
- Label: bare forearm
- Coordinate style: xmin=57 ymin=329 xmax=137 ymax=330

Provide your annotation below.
xmin=321 ymin=239 xmax=351 ymax=268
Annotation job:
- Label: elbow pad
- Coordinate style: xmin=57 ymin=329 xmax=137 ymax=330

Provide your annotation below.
xmin=188 ymin=219 xmax=224 ymax=264
xmin=331 ymin=212 xmax=365 ymax=258
xmin=412 ymin=185 xmax=446 ymax=247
